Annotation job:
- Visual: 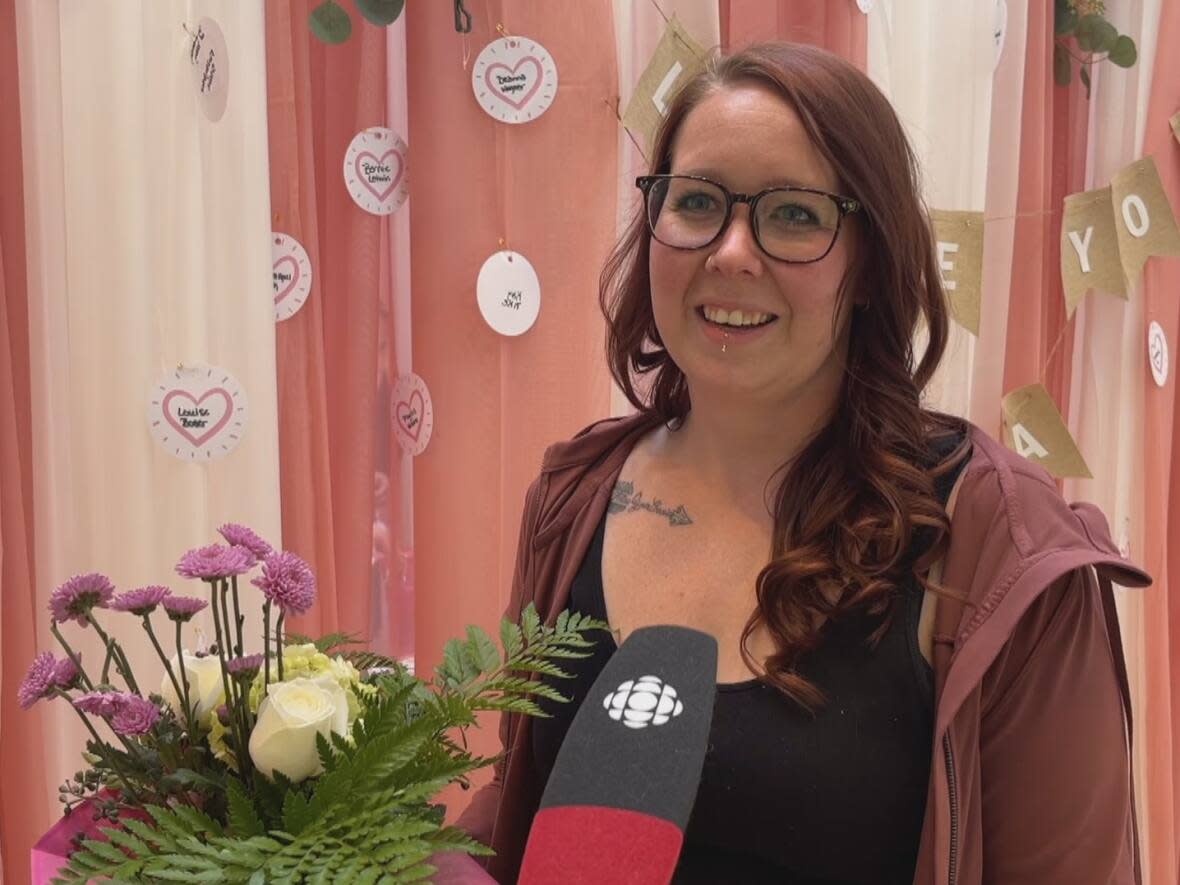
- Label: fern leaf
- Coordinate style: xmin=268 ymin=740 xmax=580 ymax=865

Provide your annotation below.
xmin=521 ymin=603 xmax=541 ymax=644
xmin=283 ymin=787 xmax=316 ymax=836
xmin=227 ymin=776 xmax=266 ymax=838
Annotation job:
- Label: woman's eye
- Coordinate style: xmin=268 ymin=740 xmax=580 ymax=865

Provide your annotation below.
xmin=772 ymin=203 xmax=818 ymax=225
xmin=674 ymin=192 xmax=719 ymax=213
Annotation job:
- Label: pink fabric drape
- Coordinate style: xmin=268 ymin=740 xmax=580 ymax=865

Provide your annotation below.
xmin=1001 ymin=4 xmax=1087 ymax=417
xmin=406 ymin=1 xmax=617 ymax=815
xmin=1140 ymin=2 xmax=1180 ymax=876
xmin=265 ymin=3 xmax=393 ymax=645
xmin=0 ymin=0 xmax=51 ymax=880
xmin=720 ymin=0 xmax=867 ymax=67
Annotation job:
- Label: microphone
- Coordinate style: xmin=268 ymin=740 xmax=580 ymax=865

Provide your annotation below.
xmin=518 ymin=626 xmax=718 ymax=885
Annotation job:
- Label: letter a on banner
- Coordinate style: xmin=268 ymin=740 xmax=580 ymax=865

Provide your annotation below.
xmin=1000 ymin=383 xmax=1092 ymax=478
xmin=622 ymin=16 xmax=707 ymax=153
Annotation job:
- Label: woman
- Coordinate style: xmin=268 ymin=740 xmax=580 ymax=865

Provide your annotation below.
xmin=457 ymin=43 xmax=1149 ymax=884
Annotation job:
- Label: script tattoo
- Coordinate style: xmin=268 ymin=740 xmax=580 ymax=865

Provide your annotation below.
xmin=608 ymin=480 xmax=693 ymax=527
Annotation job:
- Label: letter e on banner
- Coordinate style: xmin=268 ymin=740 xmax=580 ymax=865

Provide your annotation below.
xmin=622 ymin=16 xmax=707 ymax=152
xmin=937 ymin=241 xmax=959 ymax=290
xmin=651 ymin=61 xmax=684 ymax=117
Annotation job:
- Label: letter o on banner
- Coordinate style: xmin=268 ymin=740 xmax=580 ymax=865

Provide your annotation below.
xmin=1122 ymin=194 xmax=1151 ymax=238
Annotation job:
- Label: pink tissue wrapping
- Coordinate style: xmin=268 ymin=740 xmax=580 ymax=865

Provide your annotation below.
xmin=31 ymin=796 xmax=493 ymax=884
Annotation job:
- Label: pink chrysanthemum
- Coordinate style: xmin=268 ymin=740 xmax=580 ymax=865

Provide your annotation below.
xmin=217 ymin=523 xmax=274 ymax=560
xmin=109 ymin=694 xmax=160 ymax=736
xmin=19 ymin=653 xmax=60 ymax=709
xmin=110 ymin=585 xmax=171 ymax=616
xmin=176 ymin=544 xmax=256 ymax=581
xmin=252 ymin=551 xmax=317 ymax=616
xmin=161 ymin=595 xmax=208 ymax=622
xmin=49 ymin=573 xmax=115 ymax=625
xmin=73 ymin=691 xmax=124 ymax=718
xmin=53 ymin=655 xmax=81 ymax=689
xmin=227 ymin=653 xmax=265 ymax=678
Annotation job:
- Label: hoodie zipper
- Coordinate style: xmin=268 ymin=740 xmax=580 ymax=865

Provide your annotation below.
xmin=943 ymin=733 xmax=960 ymax=885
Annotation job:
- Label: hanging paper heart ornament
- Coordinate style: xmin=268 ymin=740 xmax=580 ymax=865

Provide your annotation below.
xmin=391 ymin=373 xmax=433 ymax=456
xmin=189 ymin=17 xmax=229 ymax=122
xmin=271 ymin=233 xmax=313 ymax=321
xmin=477 ymin=250 xmax=541 ymax=336
xmin=1149 ymin=320 xmax=1169 ymax=388
xmin=343 ymin=128 xmax=409 ymax=215
xmin=472 ymin=37 xmax=558 ymax=124
xmin=148 ymin=364 xmax=248 ymax=462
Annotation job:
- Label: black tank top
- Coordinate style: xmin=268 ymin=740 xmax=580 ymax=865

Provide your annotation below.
xmin=531 ymin=432 xmax=968 ymax=884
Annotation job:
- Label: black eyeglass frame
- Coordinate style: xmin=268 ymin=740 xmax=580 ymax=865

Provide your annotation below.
xmin=635 ymin=173 xmax=863 ymax=264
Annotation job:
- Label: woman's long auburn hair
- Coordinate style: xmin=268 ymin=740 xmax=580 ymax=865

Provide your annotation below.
xmin=600 ymin=42 xmax=972 ymax=711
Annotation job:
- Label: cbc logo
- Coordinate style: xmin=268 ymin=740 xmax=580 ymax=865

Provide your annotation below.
xmin=602 ymin=675 xmax=684 ymax=729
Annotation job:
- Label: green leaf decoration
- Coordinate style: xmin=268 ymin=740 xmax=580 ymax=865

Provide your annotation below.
xmin=309 ymin=0 xmax=352 ymax=44
xmin=354 ymin=0 xmax=407 ymax=27
xmin=466 ymin=625 xmax=502 ymax=672
xmin=1110 ymin=35 xmax=1137 ymax=68
xmin=227 ymin=777 xmax=266 ymax=838
xmin=1053 ymin=43 xmax=1072 ymax=86
xmin=1074 ymin=14 xmax=1103 ymax=52
xmin=1079 ymin=63 xmax=1091 ymax=98
xmin=1054 ymin=0 xmax=1078 ymax=36
xmin=1093 ymin=20 xmax=1119 ymax=53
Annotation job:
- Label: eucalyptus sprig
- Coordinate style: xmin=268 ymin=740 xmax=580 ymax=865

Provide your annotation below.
xmin=1053 ymin=0 xmax=1138 ymax=97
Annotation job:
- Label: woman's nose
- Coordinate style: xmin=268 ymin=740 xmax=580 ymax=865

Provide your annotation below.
xmin=707 ymin=205 xmax=763 ymax=276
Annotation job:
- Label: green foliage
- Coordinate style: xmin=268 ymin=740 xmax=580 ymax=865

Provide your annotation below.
xmin=309 ymin=1 xmax=351 ymax=45
xmin=354 ymin=0 xmax=406 ymax=27
xmin=1053 ymin=0 xmax=1138 ymax=97
xmin=52 ymin=606 xmax=608 ymax=884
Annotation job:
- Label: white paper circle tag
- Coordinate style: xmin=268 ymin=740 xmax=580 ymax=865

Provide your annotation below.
xmin=1148 ymin=320 xmax=1169 ymax=387
xmin=477 ymin=251 xmax=541 ymax=336
xmin=392 ymin=373 xmax=434 ymax=456
xmin=272 ymin=233 xmax=313 ymax=322
xmin=472 ymin=37 xmax=558 ymax=124
xmin=993 ymin=0 xmax=1008 ymax=69
xmin=856 ymin=0 xmax=875 ymax=12
xmin=149 ymin=364 xmax=248 ymax=461
xmin=344 ymin=128 xmax=409 ymax=215
xmin=190 ymin=18 xmax=229 ymax=122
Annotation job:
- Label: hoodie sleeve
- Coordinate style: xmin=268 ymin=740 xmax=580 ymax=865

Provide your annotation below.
xmin=453 ymin=474 xmax=545 ymax=847
xmin=977 ymin=565 xmax=1138 ymax=885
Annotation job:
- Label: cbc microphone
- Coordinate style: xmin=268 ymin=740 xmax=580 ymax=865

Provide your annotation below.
xmin=518 ymin=625 xmax=719 ymax=885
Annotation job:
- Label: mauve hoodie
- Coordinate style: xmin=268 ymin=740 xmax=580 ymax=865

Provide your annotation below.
xmin=455 ymin=412 xmax=1151 ymax=885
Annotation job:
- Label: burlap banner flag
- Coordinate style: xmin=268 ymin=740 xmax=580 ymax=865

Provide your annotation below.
xmin=1170 ymin=111 xmax=1180 ymax=147
xmin=930 ymin=210 xmax=984 ymax=336
xmin=1109 ymin=156 xmax=1180 ymax=282
xmin=622 ymin=16 xmax=707 ymax=153
xmin=1000 ymin=383 xmax=1092 ymax=479
xmin=1060 ymin=186 xmax=1125 ymax=317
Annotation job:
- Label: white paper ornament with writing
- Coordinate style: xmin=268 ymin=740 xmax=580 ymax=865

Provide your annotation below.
xmin=856 ymin=0 xmax=875 ymax=12
xmin=148 ymin=363 xmax=248 ymax=461
xmin=1149 ymin=320 xmax=1169 ymax=387
xmin=189 ymin=18 xmax=229 ymax=122
xmin=994 ymin=0 xmax=1008 ymax=69
xmin=477 ymin=250 xmax=541 ymax=336
xmin=272 ymin=233 xmax=313 ymax=322
xmin=472 ymin=37 xmax=558 ymax=124
xmin=392 ymin=373 xmax=434 ymax=457
xmin=344 ymin=128 xmax=409 ymax=215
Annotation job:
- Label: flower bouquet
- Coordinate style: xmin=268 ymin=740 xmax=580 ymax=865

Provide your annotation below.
xmin=22 ymin=523 xmax=605 ymax=884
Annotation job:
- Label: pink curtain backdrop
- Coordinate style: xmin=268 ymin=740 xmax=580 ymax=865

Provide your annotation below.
xmin=720 ymin=0 xmax=866 ymax=66
xmin=264 ymin=2 xmax=395 ymax=647
xmin=0 ymin=0 xmax=50 ymax=880
xmin=1140 ymin=1 xmax=1180 ymax=876
xmin=406 ymin=1 xmax=618 ymax=816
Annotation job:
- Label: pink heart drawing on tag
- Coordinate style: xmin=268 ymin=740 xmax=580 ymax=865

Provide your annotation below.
xmin=355 ymin=150 xmax=403 ymax=202
xmin=485 ymin=57 xmax=543 ymax=110
xmin=396 ymin=390 xmax=425 ymax=442
xmin=162 ymin=388 xmax=234 ymax=448
xmin=273 ymin=255 xmax=301 ymax=304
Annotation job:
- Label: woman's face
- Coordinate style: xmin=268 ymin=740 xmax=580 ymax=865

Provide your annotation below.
xmin=649 ymin=83 xmax=857 ymax=409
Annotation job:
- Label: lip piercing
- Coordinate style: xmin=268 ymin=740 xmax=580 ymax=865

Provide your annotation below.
xmin=722 ymin=330 xmax=729 ymax=353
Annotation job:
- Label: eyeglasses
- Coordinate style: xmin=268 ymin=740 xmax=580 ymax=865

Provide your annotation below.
xmin=636 ymin=174 xmax=861 ymax=264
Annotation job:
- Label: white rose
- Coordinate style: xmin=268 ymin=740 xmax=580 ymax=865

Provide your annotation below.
xmin=161 ymin=652 xmax=225 ymax=720
xmin=249 ymin=675 xmax=349 ymax=783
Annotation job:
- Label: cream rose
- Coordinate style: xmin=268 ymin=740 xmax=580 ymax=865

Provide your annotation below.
xmin=160 ymin=652 xmax=225 ymax=721
xmin=248 ymin=675 xmax=349 ymax=783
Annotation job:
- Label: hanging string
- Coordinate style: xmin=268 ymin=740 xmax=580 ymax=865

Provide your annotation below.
xmin=603 ymin=97 xmax=650 ymax=164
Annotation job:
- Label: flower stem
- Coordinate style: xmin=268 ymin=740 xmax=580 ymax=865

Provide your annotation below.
xmin=51 ymin=623 xmax=95 ymax=691
xmin=262 ymin=601 xmax=272 ymax=697
xmin=86 ymin=614 xmax=141 ymax=695
xmin=275 ymin=613 xmax=286 ymax=682
xmin=174 ymin=620 xmax=194 ymax=731
xmin=208 ymin=580 xmax=241 ymax=760
xmin=230 ymin=575 xmax=244 ymax=657
xmin=144 ymin=615 xmax=195 ymax=737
